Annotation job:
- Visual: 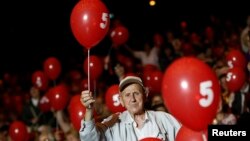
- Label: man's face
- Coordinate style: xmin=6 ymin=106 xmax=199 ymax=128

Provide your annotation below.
xmin=119 ymin=84 xmax=146 ymax=115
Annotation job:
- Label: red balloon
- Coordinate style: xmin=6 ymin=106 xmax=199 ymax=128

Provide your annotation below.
xmin=225 ymin=67 xmax=246 ymax=92
xmin=43 ymin=57 xmax=61 ymax=80
xmin=83 ymin=55 xmax=103 ymax=80
xmin=68 ymin=94 xmax=98 ymax=131
xmin=105 ymin=85 xmax=126 ymax=113
xmin=226 ymin=49 xmax=247 ymax=69
xmin=48 ymin=84 xmax=69 ymax=111
xmin=31 ymin=70 xmax=49 ymax=91
xmin=139 ymin=137 xmax=162 ymax=141
xmin=176 ymin=126 xmax=208 ymax=141
xmin=70 ymin=0 xmax=110 ymax=49
xmin=39 ymin=91 xmax=51 ymax=112
xmin=9 ymin=121 xmax=29 ymax=141
xmin=144 ymin=70 xmax=163 ymax=96
xmin=68 ymin=94 xmax=86 ymax=131
xmin=110 ymin=25 xmax=129 ymax=47
xmin=162 ymin=57 xmax=220 ymax=131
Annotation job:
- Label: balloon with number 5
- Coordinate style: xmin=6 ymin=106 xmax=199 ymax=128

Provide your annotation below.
xmin=105 ymin=84 xmax=126 ymax=113
xmin=70 ymin=0 xmax=110 ymax=49
xmin=226 ymin=49 xmax=247 ymax=69
xmin=225 ymin=67 xmax=246 ymax=92
xmin=162 ymin=57 xmax=220 ymax=131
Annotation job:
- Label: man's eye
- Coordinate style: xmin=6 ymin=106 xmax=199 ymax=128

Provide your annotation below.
xmin=125 ymin=94 xmax=130 ymax=97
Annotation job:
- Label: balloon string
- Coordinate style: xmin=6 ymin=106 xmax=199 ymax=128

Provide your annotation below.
xmin=88 ymin=49 xmax=90 ymax=92
xmin=87 ymin=49 xmax=91 ymax=109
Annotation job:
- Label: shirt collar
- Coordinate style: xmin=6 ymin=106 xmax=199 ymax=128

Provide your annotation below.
xmin=123 ymin=110 xmax=150 ymax=124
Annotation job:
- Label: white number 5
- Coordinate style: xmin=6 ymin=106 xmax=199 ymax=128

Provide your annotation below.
xmin=112 ymin=94 xmax=120 ymax=106
xmin=100 ymin=12 xmax=109 ymax=29
xmin=199 ymin=81 xmax=213 ymax=107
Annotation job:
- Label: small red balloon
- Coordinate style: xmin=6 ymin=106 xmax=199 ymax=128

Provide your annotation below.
xmin=9 ymin=121 xmax=29 ymax=141
xmin=105 ymin=84 xmax=126 ymax=113
xmin=225 ymin=67 xmax=246 ymax=92
xmin=226 ymin=49 xmax=247 ymax=69
xmin=68 ymin=94 xmax=97 ymax=130
xmin=43 ymin=57 xmax=61 ymax=80
xmin=48 ymin=84 xmax=69 ymax=111
xmin=68 ymin=94 xmax=86 ymax=131
xmin=70 ymin=0 xmax=110 ymax=49
xmin=143 ymin=70 xmax=163 ymax=95
xmin=83 ymin=55 xmax=103 ymax=80
xmin=31 ymin=70 xmax=49 ymax=91
xmin=110 ymin=25 xmax=129 ymax=47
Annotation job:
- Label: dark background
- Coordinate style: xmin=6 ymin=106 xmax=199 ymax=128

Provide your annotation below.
xmin=1 ymin=0 xmax=249 ymax=76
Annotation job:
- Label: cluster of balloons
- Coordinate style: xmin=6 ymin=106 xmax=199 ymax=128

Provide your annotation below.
xmin=32 ymin=57 xmax=62 ymax=91
xmin=162 ymin=57 xmax=221 ymax=139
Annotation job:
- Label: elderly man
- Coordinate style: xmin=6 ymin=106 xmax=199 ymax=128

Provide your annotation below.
xmin=79 ymin=76 xmax=181 ymax=141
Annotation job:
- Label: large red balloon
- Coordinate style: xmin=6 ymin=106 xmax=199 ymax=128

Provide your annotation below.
xmin=176 ymin=126 xmax=208 ymax=141
xmin=110 ymin=25 xmax=129 ymax=47
xmin=48 ymin=84 xmax=69 ymax=111
xmin=162 ymin=57 xmax=220 ymax=131
xmin=70 ymin=0 xmax=110 ymax=49
xmin=226 ymin=49 xmax=247 ymax=69
xmin=225 ymin=67 xmax=246 ymax=92
xmin=9 ymin=121 xmax=29 ymax=141
xmin=105 ymin=84 xmax=126 ymax=113
xmin=83 ymin=55 xmax=103 ymax=80
xmin=43 ymin=57 xmax=61 ymax=80
xmin=31 ymin=70 xmax=49 ymax=91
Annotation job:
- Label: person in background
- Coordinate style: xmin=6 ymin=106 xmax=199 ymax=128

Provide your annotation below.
xmin=241 ymin=15 xmax=250 ymax=54
xmin=150 ymin=94 xmax=168 ymax=112
xmin=79 ymin=76 xmax=181 ymax=141
xmin=22 ymin=87 xmax=56 ymax=134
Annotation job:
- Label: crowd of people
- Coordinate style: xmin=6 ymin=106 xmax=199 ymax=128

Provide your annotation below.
xmin=0 ymin=15 xmax=250 ymax=140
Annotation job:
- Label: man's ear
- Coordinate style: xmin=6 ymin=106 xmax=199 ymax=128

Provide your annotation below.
xmin=119 ymin=94 xmax=124 ymax=107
